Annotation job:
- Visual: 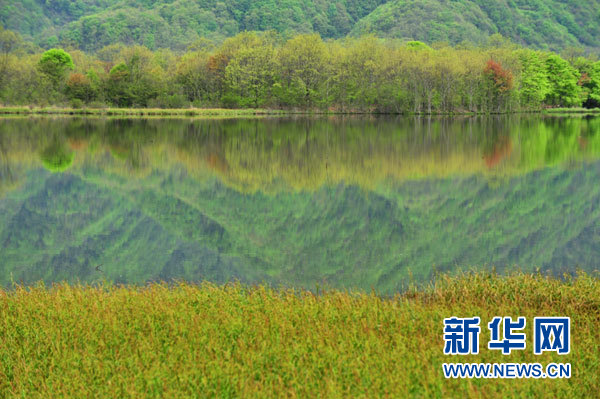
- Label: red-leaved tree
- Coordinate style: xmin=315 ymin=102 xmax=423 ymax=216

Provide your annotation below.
xmin=484 ymin=60 xmax=513 ymax=111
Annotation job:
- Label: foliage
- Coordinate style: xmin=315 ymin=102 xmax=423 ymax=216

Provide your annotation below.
xmin=577 ymin=60 xmax=600 ymax=108
xmin=544 ymin=54 xmax=582 ymax=107
xmin=483 ymin=59 xmax=514 ymax=111
xmin=65 ymin=72 xmax=96 ymax=102
xmin=0 ymin=272 xmax=598 ymax=397
xmin=2 ymin=0 xmax=600 ymax=52
xmin=351 ymin=0 xmax=600 ymax=51
xmin=275 ymin=34 xmax=328 ymax=107
xmin=0 ymin=26 xmax=24 ymax=94
xmin=0 ymin=28 xmax=599 ymax=112
xmin=223 ymin=34 xmax=276 ymax=108
xmin=518 ymin=50 xmax=551 ymax=108
xmin=484 ymin=60 xmax=513 ymax=93
xmin=0 ymin=0 xmax=387 ymax=51
xmin=37 ymin=48 xmax=74 ymax=86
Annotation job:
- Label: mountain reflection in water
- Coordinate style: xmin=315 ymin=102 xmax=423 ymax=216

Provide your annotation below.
xmin=1 ymin=115 xmax=599 ymax=292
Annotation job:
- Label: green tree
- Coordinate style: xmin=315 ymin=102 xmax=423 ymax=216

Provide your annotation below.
xmin=583 ymin=62 xmax=600 ymax=108
xmin=329 ymin=36 xmax=387 ymax=111
xmin=106 ymin=46 xmax=165 ymax=107
xmin=107 ymin=63 xmax=133 ymax=106
xmin=276 ymin=34 xmax=328 ymax=107
xmin=405 ymin=41 xmax=432 ymax=51
xmin=38 ymin=49 xmax=74 ymax=87
xmin=175 ymin=51 xmax=217 ymax=104
xmin=518 ymin=50 xmax=550 ymax=108
xmin=0 ymin=27 xmax=22 ymax=94
xmin=224 ymin=35 xmax=276 ymax=108
xmin=544 ymin=54 xmax=581 ymax=107
xmin=574 ymin=58 xmax=600 ymax=108
xmin=66 ymin=72 xmax=97 ymax=103
xmin=121 ymin=46 xmax=164 ymax=106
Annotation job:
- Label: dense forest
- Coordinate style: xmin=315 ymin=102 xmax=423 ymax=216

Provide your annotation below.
xmin=1 ymin=0 xmax=599 ymax=51
xmin=1 ymin=25 xmax=599 ymax=113
xmin=352 ymin=0 xmax=600 ymax=51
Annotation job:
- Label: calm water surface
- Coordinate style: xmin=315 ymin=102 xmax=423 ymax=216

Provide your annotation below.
xmin=1 ymin=116 xmax=599 ymax=292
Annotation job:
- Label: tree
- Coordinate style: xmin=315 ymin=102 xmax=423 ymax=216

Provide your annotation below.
xmin=433 ymin=48 xmax=462 ymax=112
xmin=175 ymin=51 xmax=225 ymax=105
xmin=38 ymin=49 xmax=74 ymax=87
xmin=106 ymin=62 xmax=132 ymax=106
xmin=105 ymin=46 xmax=165 ymax=107
xmin=405 ymin=41 xmax=432 ymax=51
xmin=582 ymin=61 xmax=600 ymax=108
xmin=401 ymin=46 xmax=437 ymax=113
xmin=328 ymin=36 xmax=387 ymax=111
xmin=456 ymin=50 xmax=487 ymax=112
xmin=574 ymin=57 xmax=600 ymax=108
xmin=484 ymin=59 xmax=513 ymax=112
xmin=66 ymin=72 xmax=96 ymax=103
xmin=544 ymin=54 xmax=581 ymax=107
xmin=518 ymin=50 xmax=550 ymax=108
xmin=0 ymin=27 xmax=22 ymax=94
xmin=224 ymin=35 xmax=276 ymax=108
xmin=276 ymin=34 xmax=328 ymax=107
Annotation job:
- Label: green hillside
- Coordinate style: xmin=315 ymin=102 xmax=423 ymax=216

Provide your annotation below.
xmin=351 ymin=0 xmax=600 ymax=51
xmin=0 ymin=0 xmax=386 ymax=51
xmin=1 ymin=0 xmax=599 ymax=51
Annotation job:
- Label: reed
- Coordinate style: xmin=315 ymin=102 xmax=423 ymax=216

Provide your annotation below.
xmin=0 ymin=271 xmax=598 ymax=398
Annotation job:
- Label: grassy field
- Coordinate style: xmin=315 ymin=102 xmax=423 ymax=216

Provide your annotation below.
xmin=0 ymin=272 xmax=598 ymax=398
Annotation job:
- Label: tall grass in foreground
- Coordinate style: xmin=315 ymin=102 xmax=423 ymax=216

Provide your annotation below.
xmin=0 ymin=272 xmax=598 ymax=398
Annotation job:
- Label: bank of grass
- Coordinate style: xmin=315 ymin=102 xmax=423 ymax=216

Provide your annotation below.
xmin=2 ymin=106 xmax=599 ymax=118
xmin=0 ymin=271 xmax=599 ymax=398
xmin=0 ymin=106 xmax=290 ymax=117
xmin=543 ymin=107 xmax=600 ymax=114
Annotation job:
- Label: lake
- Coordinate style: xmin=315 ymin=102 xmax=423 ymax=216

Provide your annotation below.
xmin=1 ymin=115 xmax=599 ymax=292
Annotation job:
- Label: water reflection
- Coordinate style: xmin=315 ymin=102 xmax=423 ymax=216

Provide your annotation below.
xmin=1 ymin=115 xmax=599 ymax=291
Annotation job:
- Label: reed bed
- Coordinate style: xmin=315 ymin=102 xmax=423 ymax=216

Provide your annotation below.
xmin=0 ymin=271 xmax=598 ymax=398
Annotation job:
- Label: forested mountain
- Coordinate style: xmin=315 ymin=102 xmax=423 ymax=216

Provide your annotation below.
xmin=1 ymin=0 xmax=599 ymax=51
xmin=352 ymin=0 xmax=600 ymax=51
xmin=1 ymin=0 xmax=387 ymax=51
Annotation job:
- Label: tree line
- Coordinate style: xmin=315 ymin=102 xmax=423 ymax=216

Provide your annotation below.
xmin=1 ymin=27 xmax=599 ymax=113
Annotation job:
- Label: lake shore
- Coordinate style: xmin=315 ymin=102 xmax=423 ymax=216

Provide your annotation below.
xmin=1 ymin=106 xmax=599 ymax=117
xmin=1 ymin=271 xmax=598 ymax=398
xmin=0 ymin=106 xmax=288 ymax=117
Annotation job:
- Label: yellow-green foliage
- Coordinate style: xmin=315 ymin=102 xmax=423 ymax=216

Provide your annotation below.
xmin=1 ymin=272 xmax=598 ymax=398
